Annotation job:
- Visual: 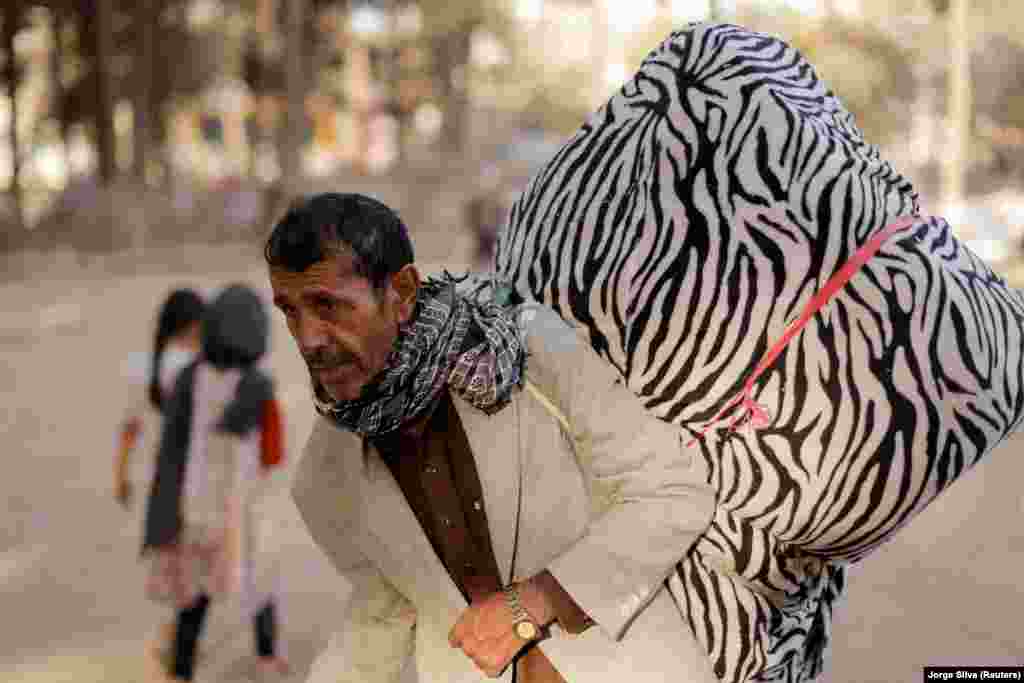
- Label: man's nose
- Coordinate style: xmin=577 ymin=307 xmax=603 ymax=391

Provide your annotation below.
xmin=295 ymin=313 xmax=328 ymax=353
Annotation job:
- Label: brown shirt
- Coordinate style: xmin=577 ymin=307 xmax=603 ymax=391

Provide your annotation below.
xmin=373 ymin=391 xmax=504 ymax=603
xmin=372 ymin=392 xmax=581 ymax=682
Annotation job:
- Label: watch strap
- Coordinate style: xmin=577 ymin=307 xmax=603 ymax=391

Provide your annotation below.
xmin=503 ymin=584 xmax=540 ymax=640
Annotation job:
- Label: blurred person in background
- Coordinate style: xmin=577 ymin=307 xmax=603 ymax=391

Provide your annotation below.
xmin=142 ymin=284 xmax=290 ymax=682
xmin=115 ymin=287 xmax=206 ymax=660
xmin=464 ymin=163 xmax=508 ymax=270
xmin=268 ymin=193 xmax=719 ymax=683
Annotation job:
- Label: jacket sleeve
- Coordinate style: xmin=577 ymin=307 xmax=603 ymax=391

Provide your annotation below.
xmin=519 ymin=304 xmax=716 ymax=642
xmin=303 ymin=560 xmax=417 ymax=683
xmin=293 ymin=420 xmax=416 ymax=683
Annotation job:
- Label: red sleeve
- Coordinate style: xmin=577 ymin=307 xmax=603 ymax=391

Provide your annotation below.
xmin=260 ymin=398 xmax=285 ymax=470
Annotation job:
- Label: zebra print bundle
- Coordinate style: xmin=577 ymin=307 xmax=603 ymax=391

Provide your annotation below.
xmin=497 ymin=22 xmax=1024 ymax=683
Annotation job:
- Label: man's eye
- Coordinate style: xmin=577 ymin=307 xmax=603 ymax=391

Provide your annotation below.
xmin=314 ymin=296 xmax=336 ymax=313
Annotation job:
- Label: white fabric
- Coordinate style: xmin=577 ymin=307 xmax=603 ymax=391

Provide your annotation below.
xmin=293 ymin=302 xmax=719 ymax=682
xmin=181 ymin=363 xmax=278 ymax=616
xmin=120 ymin=345 xmax=196 ymax=492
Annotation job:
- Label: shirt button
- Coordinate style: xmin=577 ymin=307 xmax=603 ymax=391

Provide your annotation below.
xmin=424 ymin=464 xmax=439 ymax=475
xmin=473 ymin=500 xmax=482 ymax=511
xmin=442 ymin=516 xmax=453 ymax=528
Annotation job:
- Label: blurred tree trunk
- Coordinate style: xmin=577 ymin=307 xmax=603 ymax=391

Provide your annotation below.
xmin=394 ymin=60 xmax=416 ymax=166
xmin=347 ymin=43 xmax=372 ymax=175
xmin=383 ymin=1 xmax=408 ymax=164
xmin=3 ymin=1 xmax=23 ymax=228
xmin=942 ymin=0 xmax=971 ymax=208
xmin=433 ymin=25 xmax=472 ymax=157
xmin=245 ymin=0 xmax=274 ymax=178
xmin=159 ymin=1 xmax=190 ymax=199
xmin=88 ymin=0 xmax=118 ymax=184
xmin=50 ymin=2 xmax=72 ymax=178
xmin=132 ymin=0 xmax=160 ymax=184
xmin=245 ymin=39 xmax=266 ymax=178
xmin=278 ymin=0 xmax=307 ymax=190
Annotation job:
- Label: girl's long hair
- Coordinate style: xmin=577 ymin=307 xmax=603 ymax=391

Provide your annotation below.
xmin=149 ymin=288 xmax=205 ymax=411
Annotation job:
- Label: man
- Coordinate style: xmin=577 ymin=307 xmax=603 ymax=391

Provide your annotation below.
xmin=267 ymin=192 xmax=720 ymax=682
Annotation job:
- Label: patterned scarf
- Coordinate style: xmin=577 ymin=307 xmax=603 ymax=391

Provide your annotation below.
xmin=314 ymin=273 xmax=526 ymax=436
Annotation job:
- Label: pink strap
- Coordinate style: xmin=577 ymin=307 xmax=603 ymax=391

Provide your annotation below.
xmin=686 ymin=215 xmax=919 ymax=448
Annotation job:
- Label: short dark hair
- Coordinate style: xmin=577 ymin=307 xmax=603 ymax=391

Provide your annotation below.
xmin=264 ymin=193 xmax=415 ymax=290
xmin=202 ymin=283 xmax=269 ymax=371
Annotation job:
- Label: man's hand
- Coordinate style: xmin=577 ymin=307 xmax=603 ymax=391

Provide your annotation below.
xmin=448 ymin=590 xmax=525 ymax=678
xmin=448 ymin=578 xmax=556 ymax=678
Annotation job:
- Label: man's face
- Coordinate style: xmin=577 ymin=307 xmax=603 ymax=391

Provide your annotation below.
xmin=269 ymin=252 xmax=418 ymax=402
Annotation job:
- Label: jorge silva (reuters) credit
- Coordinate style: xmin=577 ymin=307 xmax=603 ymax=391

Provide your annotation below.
xmin=925 ymin=668 xmax=1024 ymax=680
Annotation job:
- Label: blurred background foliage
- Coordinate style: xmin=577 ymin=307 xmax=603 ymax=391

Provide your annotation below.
xmin=1 ymin=0 xmax=1022 ymax=274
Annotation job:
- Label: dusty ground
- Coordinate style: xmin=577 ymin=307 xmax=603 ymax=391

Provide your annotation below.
xmin=1 ymin=242 xmax=1022 ymax=682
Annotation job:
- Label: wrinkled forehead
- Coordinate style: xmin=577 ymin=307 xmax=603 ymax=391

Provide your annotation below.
xmin=268 ymin=252 xmax=372 ymax=299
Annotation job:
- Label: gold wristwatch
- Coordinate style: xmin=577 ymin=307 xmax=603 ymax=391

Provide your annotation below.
xmin=503 ymin=584 xmax=540 ymax=641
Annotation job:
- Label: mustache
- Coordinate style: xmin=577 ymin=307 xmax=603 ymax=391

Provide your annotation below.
xmin=304 ymin=347 xmax=358 ymax=370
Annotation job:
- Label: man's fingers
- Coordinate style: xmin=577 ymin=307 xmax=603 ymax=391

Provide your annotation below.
xmin=469 ymin=638 xmax=520 ymax=678
xmin=448 ymin=623 xmax=462 ymax=648
xmin=488 ymin=653 xmax=515 ymax=679
xmin=449 ymin=611 xmax=471 ymax=648
xmin=471 ymin=653 xmax=504 ymax=679
xmin=485 ymin=655 xmax=510 ymax=679
xmin=450 ymin=605 xmax=522 ymax=677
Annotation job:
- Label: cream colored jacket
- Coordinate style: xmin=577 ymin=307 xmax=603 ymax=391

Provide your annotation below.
xmin=292 ymin=302 xmax=719 ymax=682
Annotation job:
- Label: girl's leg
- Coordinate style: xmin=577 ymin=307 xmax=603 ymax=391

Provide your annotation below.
xmin=172 ymin=593 xmax=211 ymax=681
xmin=254 ymin=600 xmax=275 ymax=658
xmin=162 ymin=617 xmax=176 ymax=650
xmin=254 ymin=600 xmax=290 ymax=674
xmin=148 ymin=617 xmax=175 ymax=656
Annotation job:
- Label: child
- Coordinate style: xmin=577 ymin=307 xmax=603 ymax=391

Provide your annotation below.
xmin=115 ymin=288 xmax=205 ymax=507
xmin=142 ymin=283 xmax=289 ymax=681
xmin=115 ymin=287 xmax=206 ymax=659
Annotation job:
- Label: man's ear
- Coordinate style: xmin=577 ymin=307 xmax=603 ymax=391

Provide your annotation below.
xmin=390 ymin=264 xmax=420 ymax=324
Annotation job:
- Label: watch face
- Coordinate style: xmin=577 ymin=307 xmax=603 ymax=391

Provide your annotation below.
xmin=515 ymin=621 xmax=538 ymax=640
